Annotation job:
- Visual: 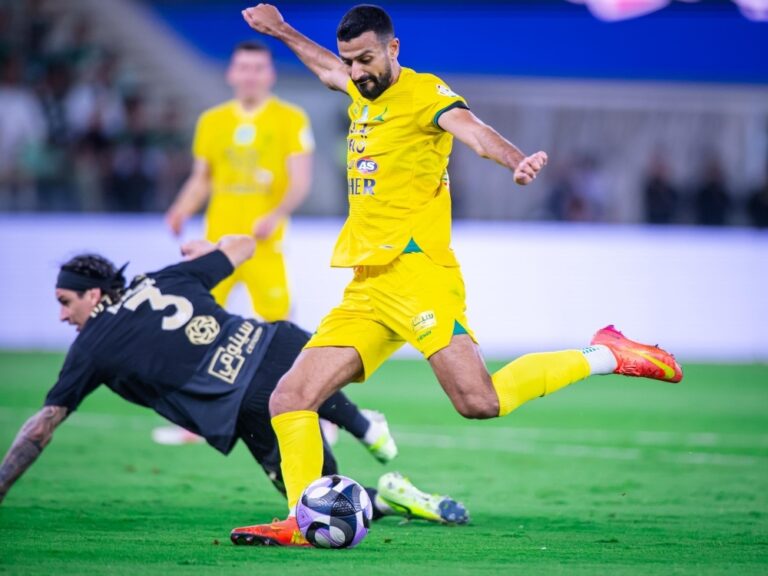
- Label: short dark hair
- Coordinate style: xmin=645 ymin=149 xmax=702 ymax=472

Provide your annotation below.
xmin=233 ymin=40 xmax=272 ymax=57
xmin=60 ymin=254 xmax=126 ymax=302
xmin=336 ymin=5 xmax=394 ymax=43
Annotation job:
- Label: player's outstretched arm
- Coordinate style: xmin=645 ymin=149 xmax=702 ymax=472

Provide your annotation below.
xmin=242 ymin=4 xmax=349 ymax=92
xmin=165 ymin=159 xmax=211 ymax=236
xmin=253 ymin=152 xmax=312 ymax=239
xmin=181 ymin=235 xmax=256 ymax=269
xmin=0 ymin=406 xmax=68 ymax=504
xmin=438 ymin=107 xmax=548 ymax=185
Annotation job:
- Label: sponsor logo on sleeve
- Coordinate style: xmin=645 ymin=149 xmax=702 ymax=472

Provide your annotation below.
xmin=436 ymin=84 xmax=459 ymax=98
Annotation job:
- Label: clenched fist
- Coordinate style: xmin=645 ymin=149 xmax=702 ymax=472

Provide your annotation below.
xmin=514 ymin=151 xmax=548 ymax=185
xmin=241 ymin=4 xmax=285 ymax=36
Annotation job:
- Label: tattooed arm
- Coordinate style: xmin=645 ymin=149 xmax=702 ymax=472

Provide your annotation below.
xmin=0 ymin=406 xmax=68 ymax=504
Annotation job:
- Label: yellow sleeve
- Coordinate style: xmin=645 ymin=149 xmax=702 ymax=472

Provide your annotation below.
xmin=191 ymin=111 xmax=214 ymax=161
xmin=415 ymin=75 xmax=469 ymax=132
xmin=346 ymin=78 xmax=360 ymax=99
xmin=286 ymin=109 xmax=315 ymax=155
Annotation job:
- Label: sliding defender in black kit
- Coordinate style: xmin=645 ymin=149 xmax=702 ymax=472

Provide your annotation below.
xmin=0 ymin=235 xmax=468 ymax=545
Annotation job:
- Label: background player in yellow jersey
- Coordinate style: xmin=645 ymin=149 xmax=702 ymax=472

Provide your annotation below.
xmin=165 ymin=41 xmax=314 ymax=322
xmin=234 ymin=4 xmax=684 ymax=545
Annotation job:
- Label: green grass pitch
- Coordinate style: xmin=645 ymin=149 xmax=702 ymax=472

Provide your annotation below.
xmin=0 ymin=351 xmax=766 ymax=575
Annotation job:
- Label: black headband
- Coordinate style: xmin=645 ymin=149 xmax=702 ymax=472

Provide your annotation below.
xmin=56 ymin=263 xmax=128 ymax=293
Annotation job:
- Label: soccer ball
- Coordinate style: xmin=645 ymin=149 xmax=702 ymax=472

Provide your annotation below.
xmin=296 ymin=474 xmax=373 ymax=549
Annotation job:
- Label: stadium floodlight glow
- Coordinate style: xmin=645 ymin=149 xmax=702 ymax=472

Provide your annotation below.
xmin=565 ymin=0 xmax=670 ymax=21
xmin=566 ymin=0 xmax=768 ymax=21
xmin=734 ymin=0 xmax=768 ymax=20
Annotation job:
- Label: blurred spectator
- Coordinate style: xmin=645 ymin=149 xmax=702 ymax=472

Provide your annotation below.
xmin=65 ymin=53 xmax=127 ymax=211
xmin=36 ymin=62 xmax=70 ymax=147
xmin=64 ymin=54 xmax=125 ymax=139
xmin=694 ymin=156 xmax=732 ymax=226
xmin=0 ymin=4 xmax=14 ymax=60
xmin=0 ymin=1 xmax=193 ymax=214
xmin=746 ymin=172 xmax=768 ymax=229
xmin=44 ymin=14 xmax=100 ymax=69
xmin=547 ymin=154 xmax=608 ymax=222
xmin=19 ymin=0 xmax=53 ymax=66
xmin=643 ymin=154 xmax=679 ymax=224
xmin=0 ymin=54 xmax=47 ymax=210
xmin=108 ymin=95 xmax=154 ymax=212
xmin=570 ymin=154 xmax=609 ymax=222
xmin=34 ymin=61 xmax=75 ymax=210
xmin=151 ymin=100 xmax=190 ymax=211
xmin=545 ymin=160 xmax=576 ymax=221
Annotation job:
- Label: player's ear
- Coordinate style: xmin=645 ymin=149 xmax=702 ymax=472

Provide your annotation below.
xmin=86 ymin=287 xmax=102 ymax=307
xmin=388 ymin=37 xmax=399 ymax=60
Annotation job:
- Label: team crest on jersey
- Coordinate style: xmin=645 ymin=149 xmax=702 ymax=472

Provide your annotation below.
xmin=411 ymin=310 xmax=437 ymax=333
xmin=356 ymin=157 xmax=378 ymax=174
xmin=185 ymin=315 xmax=220 ymax=345
xmin=234 ymin=124 xmax=256 ymax=145
xmin=436 ymin=84 xmax=458 ymax=98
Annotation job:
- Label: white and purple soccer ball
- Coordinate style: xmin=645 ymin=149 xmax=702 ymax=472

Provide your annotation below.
xmin=296 ymin=474 xmax=373 ymax=549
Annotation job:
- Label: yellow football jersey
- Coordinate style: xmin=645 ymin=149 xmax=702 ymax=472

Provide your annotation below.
xmin=331 ymin=67 xmax=468 ymax=268
xmin=193 ymin=97 xmax=314 ymax=236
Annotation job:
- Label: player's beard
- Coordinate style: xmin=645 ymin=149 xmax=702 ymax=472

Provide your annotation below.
xmin=355 ymin=63 xmax=393 ymax=100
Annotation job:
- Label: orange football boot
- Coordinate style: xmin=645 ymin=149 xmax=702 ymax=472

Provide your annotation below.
xmin=230 ymin=517 xmax=310 ymax=547
xmin=590 ymin=325 xmax=683 ymax=383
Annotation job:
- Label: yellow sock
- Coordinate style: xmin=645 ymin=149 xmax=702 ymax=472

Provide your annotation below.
xmin=272 ymin=410 xmax=323 ymax=511
xmin=491 ymin=350 xmax=591 ymax=416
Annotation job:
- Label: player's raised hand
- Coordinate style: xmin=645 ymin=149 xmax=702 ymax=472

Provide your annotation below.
xmin=180 ymin=239 xmax=216 ymax=260
xmin=252 ymin=212 xmax=281 ymax=240
xmin=514 ymin=151 xmax=548 ymax=185
xmin=165 ymin=206 xmax=186 ymax=237
xmin=242 ymin=4 xmax=285 ymax=36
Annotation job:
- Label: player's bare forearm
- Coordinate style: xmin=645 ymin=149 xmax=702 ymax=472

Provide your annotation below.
xmin=166 ymin=161 xmax=210 ymax=236
xmin=218 ymin=235 xmax=256 ymax=268
xmin=253 ymin=153 xmax=312 ymax=239
xmin=172 ymin=170 xmax=209 ymax=217
xmin=439 ymin=107 xmax=547 ymax=185
xmin=277 ymin=152 xmax=312 ymax=217
xmin=0 ymin=406 xmax=67 ymax=503
xmin=471 ymin=124 xmax=527 ymax=170
xmin=242 ymin=5 xmax=348 ymax=91
xmin=180 ymin=236 xmax=254 ymax=267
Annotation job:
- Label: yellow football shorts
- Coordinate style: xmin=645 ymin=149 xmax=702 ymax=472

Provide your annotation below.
xmin=206 ymin=204 xmax=290 ymax=322
xmin=305 ymin=252 xmax=477 ymax=380
xmin=210 ymin=241 xmax=290 ymax=322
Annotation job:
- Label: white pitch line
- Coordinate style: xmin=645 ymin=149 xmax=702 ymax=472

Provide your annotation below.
xmin=1 ymin=407 xmax=765 ymax=468
xmin=393 ymin=424 xmax=768 ymax=449
xmin=392 ymin=431 xmax=767 ymax=468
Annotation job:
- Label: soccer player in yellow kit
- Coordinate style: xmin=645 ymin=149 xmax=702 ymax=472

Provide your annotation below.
xmin=166 ymin=41 xmax=314 ymax=321
xmin=233 ymin=4 xmax=684 ymax=546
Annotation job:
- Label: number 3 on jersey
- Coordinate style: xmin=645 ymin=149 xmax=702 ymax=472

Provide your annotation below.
xmin=122 ymin=278 xmax=193 ymax=330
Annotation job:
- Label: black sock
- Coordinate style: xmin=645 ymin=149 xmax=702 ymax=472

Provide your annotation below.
xmin=365 ymin=487 xmax=385 ymax=521
xmin=318 ymin=391 xmax=370 ymax=439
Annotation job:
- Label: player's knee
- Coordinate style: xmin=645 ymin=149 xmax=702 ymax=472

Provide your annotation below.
xmin=269 ymin=387 xmax=303 ymax=416
xmin=269 ymin=374 xmax=322 ymax=416
xmin=453 ymin=393 xmax=499 ymax=420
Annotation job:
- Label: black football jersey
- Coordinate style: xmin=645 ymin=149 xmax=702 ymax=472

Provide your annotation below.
xmin=45 ymin=251 xmax=277 ymax=453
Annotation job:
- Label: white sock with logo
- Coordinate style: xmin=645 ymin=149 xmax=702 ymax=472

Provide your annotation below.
xmin=581 ymin=345 xmax=617 ymax=375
